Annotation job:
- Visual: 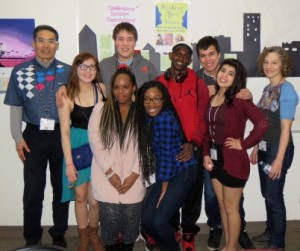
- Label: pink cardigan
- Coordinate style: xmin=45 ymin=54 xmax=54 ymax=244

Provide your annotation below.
xmin=88 ymin=102 xmax=145 ymax=204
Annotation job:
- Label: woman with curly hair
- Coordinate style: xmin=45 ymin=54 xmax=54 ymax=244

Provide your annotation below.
xmin=250 ymin=46 xmax=299 ymax=250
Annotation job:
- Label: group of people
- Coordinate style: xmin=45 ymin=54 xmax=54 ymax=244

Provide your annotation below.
xmin=4 ymin=21 xmax=298 ymax=251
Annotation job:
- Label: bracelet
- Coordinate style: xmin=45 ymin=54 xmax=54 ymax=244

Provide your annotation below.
xmin=106 ymin=171 xmax=115 ymax=179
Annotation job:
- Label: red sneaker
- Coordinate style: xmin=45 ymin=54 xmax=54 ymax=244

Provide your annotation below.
xmin=140 ymin=229 xmax=160 ymax=251
xmin=182 ymin=233 xmax=195 ymax=251
xmin=174 ymin=230 xmax=181 ymax=244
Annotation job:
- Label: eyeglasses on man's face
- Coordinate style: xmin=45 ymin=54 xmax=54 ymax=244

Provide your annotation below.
xmin=79 ymin=64 xmax=97 ymax=71
xmin=143 ymin=97 xmax=164 ymax=104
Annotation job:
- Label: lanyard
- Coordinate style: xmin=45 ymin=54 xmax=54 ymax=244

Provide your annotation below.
xmin=208 ymin=94 xmax=223 ymax=145
xmin=34 ymin=64 xmax=57 ymax=118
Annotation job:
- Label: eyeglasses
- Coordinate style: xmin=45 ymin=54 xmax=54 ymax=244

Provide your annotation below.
xmin=143 ymin=97 xmax=164 ymax=104
xmin=79 ymin=64 xmax=97 ymax=71
xmin=35 ymin=38 xmax=57 ymax=45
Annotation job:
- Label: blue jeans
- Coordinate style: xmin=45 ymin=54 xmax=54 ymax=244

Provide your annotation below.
xmin=170 ymin=147 xmax=203 ymax=235
xmin=141 ymin=165 xmax=196 ymax=251
xmin=204 ymin=169 xmax=246 ymax=229
xmin=258 ymin=142 xmax=294 ymax=249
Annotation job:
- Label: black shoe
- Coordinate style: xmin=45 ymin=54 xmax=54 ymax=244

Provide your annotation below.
xmin=25 ymin=240 xmax=42 ymax=246
xmin=251 ymin=228 xmax=271 ymax=246
xmin=52 ymin=235 xmax=67 ymax=248
xmin=239 ymin=228 xmax=255 ymax=249
xmin=207 ymin=227 xmax=222 ymax=250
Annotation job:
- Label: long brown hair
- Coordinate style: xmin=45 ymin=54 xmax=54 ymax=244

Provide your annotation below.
xmin=66 ymin=52 xmax=101 ymax=100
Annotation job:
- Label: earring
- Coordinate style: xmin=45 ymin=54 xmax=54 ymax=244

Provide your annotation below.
xmin=131 ymin=93 xmax=136 ymax=102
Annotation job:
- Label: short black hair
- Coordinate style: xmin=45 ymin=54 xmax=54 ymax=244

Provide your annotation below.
xmin=196 ymin=36 xmax=220 ymax=57
xmin=112 ymin=22 xmax=138 ymax=41
xmin=33 ymin=25 xmax=59 ymax=41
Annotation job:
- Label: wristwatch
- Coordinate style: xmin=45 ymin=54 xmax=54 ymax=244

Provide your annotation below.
xmin=189 ymin=141 xmax=198 ymax=152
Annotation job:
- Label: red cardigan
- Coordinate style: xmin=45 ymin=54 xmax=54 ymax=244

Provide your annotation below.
xmin=202 ymin=98 xmax=269 ymax=180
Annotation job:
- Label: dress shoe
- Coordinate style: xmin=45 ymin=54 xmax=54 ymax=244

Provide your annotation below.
xmin=52 ymin=235 xmax=67 ymax=248
xmin=25 ymin=240 xmax=41 ymax=246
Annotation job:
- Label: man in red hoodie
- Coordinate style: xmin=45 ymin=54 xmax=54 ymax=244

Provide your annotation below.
xmin=155 ymin=41 xmax=209 ymax=251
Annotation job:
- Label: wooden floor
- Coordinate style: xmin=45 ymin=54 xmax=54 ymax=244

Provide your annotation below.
xmin=1 ymin=221 xmax=299 ymax=251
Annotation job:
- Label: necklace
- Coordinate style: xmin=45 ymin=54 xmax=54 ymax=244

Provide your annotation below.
xmin=208 ymin=93 xmax=224 ymax=144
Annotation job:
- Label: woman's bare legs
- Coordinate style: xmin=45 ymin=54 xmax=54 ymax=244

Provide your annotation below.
xmin=211 ymin=179 xmax=243 ymax=251
xmin=75 ymin=182 xmax=100 ymax=227
xmin=87 ymin=183 xmax=100 ymax=227
xmin=223 ymin=186 xmax=243 ymax=251
xmin=75 ymin=183 xmax=89 ymax=228
xmin=212 ymin=179 xmax=228 ymax=251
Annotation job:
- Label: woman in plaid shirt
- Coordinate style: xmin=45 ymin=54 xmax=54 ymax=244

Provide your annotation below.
xmin=137 ymin=81 xmax=197 ymax=251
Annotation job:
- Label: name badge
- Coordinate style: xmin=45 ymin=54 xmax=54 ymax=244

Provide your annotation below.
xmin=258 ymin=140 xmax=267 ymax=152
xmin=210 ymin=148 xmax=218 ymax=160
xmin=40 ymin=118 xmax=55 ymax=130
xmin=145 ymin=173 xmax=156 ymax=188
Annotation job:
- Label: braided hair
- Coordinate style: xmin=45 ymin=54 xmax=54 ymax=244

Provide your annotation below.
xmin=99 ymin=67 xmax=138 ymax=150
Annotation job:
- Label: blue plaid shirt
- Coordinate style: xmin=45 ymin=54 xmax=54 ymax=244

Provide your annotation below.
xmin=149 ymin=108 xmax=196 ymax=182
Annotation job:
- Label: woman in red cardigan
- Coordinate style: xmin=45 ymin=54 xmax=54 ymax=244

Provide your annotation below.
xmin=202 ymin=58 xmax=269 ymax=251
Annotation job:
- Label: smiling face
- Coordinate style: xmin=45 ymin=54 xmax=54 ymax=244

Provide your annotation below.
xmin=216 ymin=64 xmax=236 ymax=92
xmin=114 ymin=30 xmax=136 ymax=62
xmin=169 ymin=46 xmax=192 ymax=74
xmin=198 ymin=44 xmax=221 ymax=77
xmin=263 ymin=52 xmax=283 ymax=82
xmin=32 ymin=29 xmax=59 ymax=64
xmin=77 ymin=58 xmax=97 ymax=84
xmin=143 ymin=87 xmax=164 ymax=117
xmin=112 ymin=73 xmax=136 ymax=106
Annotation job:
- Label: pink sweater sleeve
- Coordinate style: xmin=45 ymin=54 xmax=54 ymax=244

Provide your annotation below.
xmin=88 ymin=102 xmax=115 ymax=173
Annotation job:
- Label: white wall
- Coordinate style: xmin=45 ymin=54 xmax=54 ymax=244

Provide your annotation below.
xmin=0 ymin=0 xmax=299 ymax=226
xmin=0 ymin=0 xmax=78 ymax=226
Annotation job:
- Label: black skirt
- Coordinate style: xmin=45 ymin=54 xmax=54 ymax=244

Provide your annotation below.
xmin=209 ymin=144 xmax=246 ymax=188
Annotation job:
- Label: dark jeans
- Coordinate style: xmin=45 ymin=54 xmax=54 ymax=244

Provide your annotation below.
xmin=170 ymin=147 xmax=204 ymax=235
xmin=204 ymin=169 xmax=246 ymax=229
xmin=23 ymin=125 xmax=69 ymax=243
xmin=141 ymin=165 xmax=196 ymax=251
xmin=258 ymin=142 xmax=294 ymax=249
